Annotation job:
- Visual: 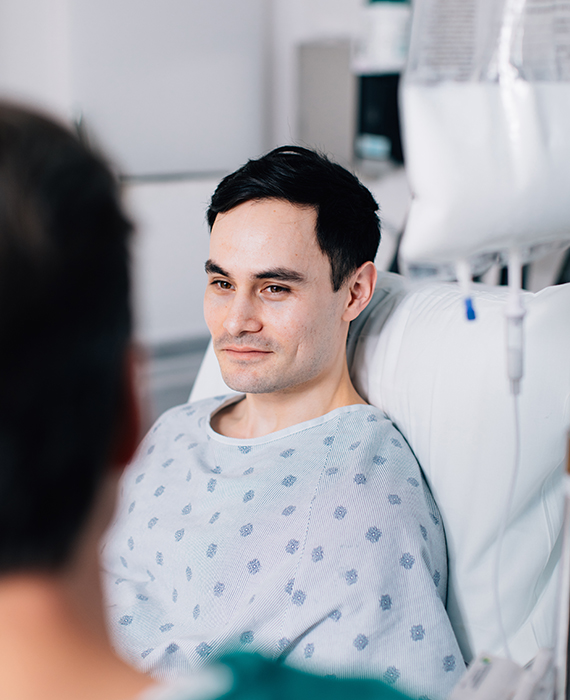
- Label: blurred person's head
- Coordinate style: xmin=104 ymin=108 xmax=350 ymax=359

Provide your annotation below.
xmin=0 ymin=101 xmax=135 ymax=574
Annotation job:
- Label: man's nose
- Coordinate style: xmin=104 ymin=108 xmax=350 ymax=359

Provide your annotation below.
xmin=223 ymin=292 xmax=263 ymax=337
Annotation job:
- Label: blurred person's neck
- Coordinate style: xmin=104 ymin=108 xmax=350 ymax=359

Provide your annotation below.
xmin=0 ymin=571 xmax=153 ymax=700
xmin=0 ymin=471 xmax=155 ymax=700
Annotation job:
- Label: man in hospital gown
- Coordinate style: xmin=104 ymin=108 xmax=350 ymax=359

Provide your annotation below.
xmin=104 ymin=146 xmax=464 ymax=699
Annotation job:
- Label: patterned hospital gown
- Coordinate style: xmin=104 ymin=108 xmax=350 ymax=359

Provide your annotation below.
xmin=103 ymin=397 xmax=464 ymax=699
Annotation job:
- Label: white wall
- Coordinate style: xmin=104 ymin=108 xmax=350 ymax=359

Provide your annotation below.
xmin=69 ymin=0 xmax=268 ymax=176
xmin=0 ymin=0 xmax=72 ymax=119
xmin=0 ymin=0 xmax=269 ymax=175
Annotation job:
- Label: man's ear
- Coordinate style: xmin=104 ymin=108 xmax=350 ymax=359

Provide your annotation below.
xmin=109 ymin=345 xmax=143 ymax=470
xmin=342 ymin=261 xmax=377 ymax=323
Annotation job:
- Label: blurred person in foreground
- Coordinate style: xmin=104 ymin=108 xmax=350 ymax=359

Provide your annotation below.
xmin=0 ymin=101 xmax=415 ymax=700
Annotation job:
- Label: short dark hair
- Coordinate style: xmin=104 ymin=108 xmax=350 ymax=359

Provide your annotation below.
xmin=207 ymin=146 xmax=380 ymax=291
xmin=0 ymin=102 xmax=133 ymax=573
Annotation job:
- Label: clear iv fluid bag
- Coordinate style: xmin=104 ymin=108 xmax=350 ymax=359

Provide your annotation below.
xmin=399 ymin=0 xmax=570 ymax=279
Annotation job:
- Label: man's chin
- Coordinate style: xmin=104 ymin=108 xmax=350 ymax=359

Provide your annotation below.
xmin=220 ymin=371 xmax=280 ymax=395
xmin=222 ymin=380 xmax=274 ymax=395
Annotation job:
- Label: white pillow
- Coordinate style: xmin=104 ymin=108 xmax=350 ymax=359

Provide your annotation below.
xmin=190 ymin=272 xmax=570 ymax=665
xmin=350 ymin=273 xmax=570 ymax=665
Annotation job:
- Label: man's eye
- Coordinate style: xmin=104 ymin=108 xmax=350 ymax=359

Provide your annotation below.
xmin=266 ymin=285 xmax=288 ymax=294
xmin=213 ymin=280 xmax=232 ymax=290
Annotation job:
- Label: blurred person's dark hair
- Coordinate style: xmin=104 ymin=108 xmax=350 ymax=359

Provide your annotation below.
xmin=207 ymin=145 xmax=380 ymax=291
xmin=0 ymin=101 xmax=133 ymax=572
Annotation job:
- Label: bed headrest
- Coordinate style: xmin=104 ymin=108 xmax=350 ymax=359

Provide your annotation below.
xmin=350 ymin=272 xmax=570 ymax=664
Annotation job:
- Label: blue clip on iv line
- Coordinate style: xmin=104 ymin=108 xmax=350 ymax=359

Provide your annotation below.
xmin=464 ymin=297 xmax=476 ymax=321
xmin=456 ymin=259 xmax=476 ymax=321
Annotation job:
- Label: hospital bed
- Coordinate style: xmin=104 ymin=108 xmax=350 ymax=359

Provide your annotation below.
xmin=189 ymin=271 xmax=570 ymax=670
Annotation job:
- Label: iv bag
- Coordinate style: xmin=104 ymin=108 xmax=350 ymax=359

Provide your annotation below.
xmin=399 ymin=0 xmax=570 ymax=279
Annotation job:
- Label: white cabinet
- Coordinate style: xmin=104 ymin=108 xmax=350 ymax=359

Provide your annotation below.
xmin=69 ymin=0 xmax=267 ymax=176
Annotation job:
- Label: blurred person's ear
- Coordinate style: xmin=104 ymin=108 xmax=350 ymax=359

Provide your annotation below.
xmin=109 ymin=345 xmax=144 ymax=470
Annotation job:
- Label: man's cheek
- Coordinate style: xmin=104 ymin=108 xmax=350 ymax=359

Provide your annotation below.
xmin=203 ymin=297 xmax=223 ymax=331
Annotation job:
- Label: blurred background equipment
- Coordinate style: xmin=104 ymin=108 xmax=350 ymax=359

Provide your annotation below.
xmin=352 ymin=0 xmax=410 ymax=164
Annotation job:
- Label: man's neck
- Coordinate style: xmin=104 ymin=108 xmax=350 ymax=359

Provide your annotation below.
xmin=212 ymin=363 xmax=366 ymax=439
xmin=0 ymin=572 xmax=153 ymax=700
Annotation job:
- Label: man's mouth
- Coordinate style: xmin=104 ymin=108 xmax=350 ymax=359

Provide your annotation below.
xmin=221 ymin=346 xmax=272 ymax=358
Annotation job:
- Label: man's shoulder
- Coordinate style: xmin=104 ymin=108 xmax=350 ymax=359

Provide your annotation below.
xmin=152 ymin=394 xmax=237 ymax=431
xmin=329 ymin=404 xmax=419 ymax=474
xmin=292 ymin=404 xmax=407 ymax=454
xmin=119 ymin=394 xmax=238 ymax=491
xmin=136 ymin=393 xmax=239 ymax=455
xmin=333 ymin=404 xmax=398 ymax=438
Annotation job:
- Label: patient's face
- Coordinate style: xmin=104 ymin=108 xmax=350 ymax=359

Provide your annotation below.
xmin=204 ymin=198 xmax=350 ymax=395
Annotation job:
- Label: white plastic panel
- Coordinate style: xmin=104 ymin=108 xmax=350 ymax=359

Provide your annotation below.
xmin=69 ymin=0 xmax=267 ymax=176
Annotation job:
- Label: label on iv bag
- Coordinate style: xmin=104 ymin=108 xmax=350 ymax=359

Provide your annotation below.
xmin=406 ymin=0 xmax=570 ymax=84
xmin=406 ymin=0 xmax=481 ymax=82
xmin=400 ymin=81 xmax=570 ymax=267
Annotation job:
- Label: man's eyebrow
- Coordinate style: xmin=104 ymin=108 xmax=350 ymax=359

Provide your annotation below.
xmin=205 ymin=260 xmax=306 ymax=284
xmin=205 ymin=260 xmax=229 ymax=276
xmin=254 ymin=268 xmax=306 ymax=284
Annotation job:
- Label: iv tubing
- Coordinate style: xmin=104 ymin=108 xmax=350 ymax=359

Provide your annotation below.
xmin=492 ymin=247 xmax=526 ymax=661
xmin=506 ymin=248 xmax=525 ymax=395
xmin=492 ymin=392 xmax=521 ymax=661
xmin=554 ymin=465 xmax=570 ymax=700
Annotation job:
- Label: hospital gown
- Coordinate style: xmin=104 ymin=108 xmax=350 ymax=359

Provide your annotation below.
xmin=103 ymin=396 xmax=464 ymax=699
